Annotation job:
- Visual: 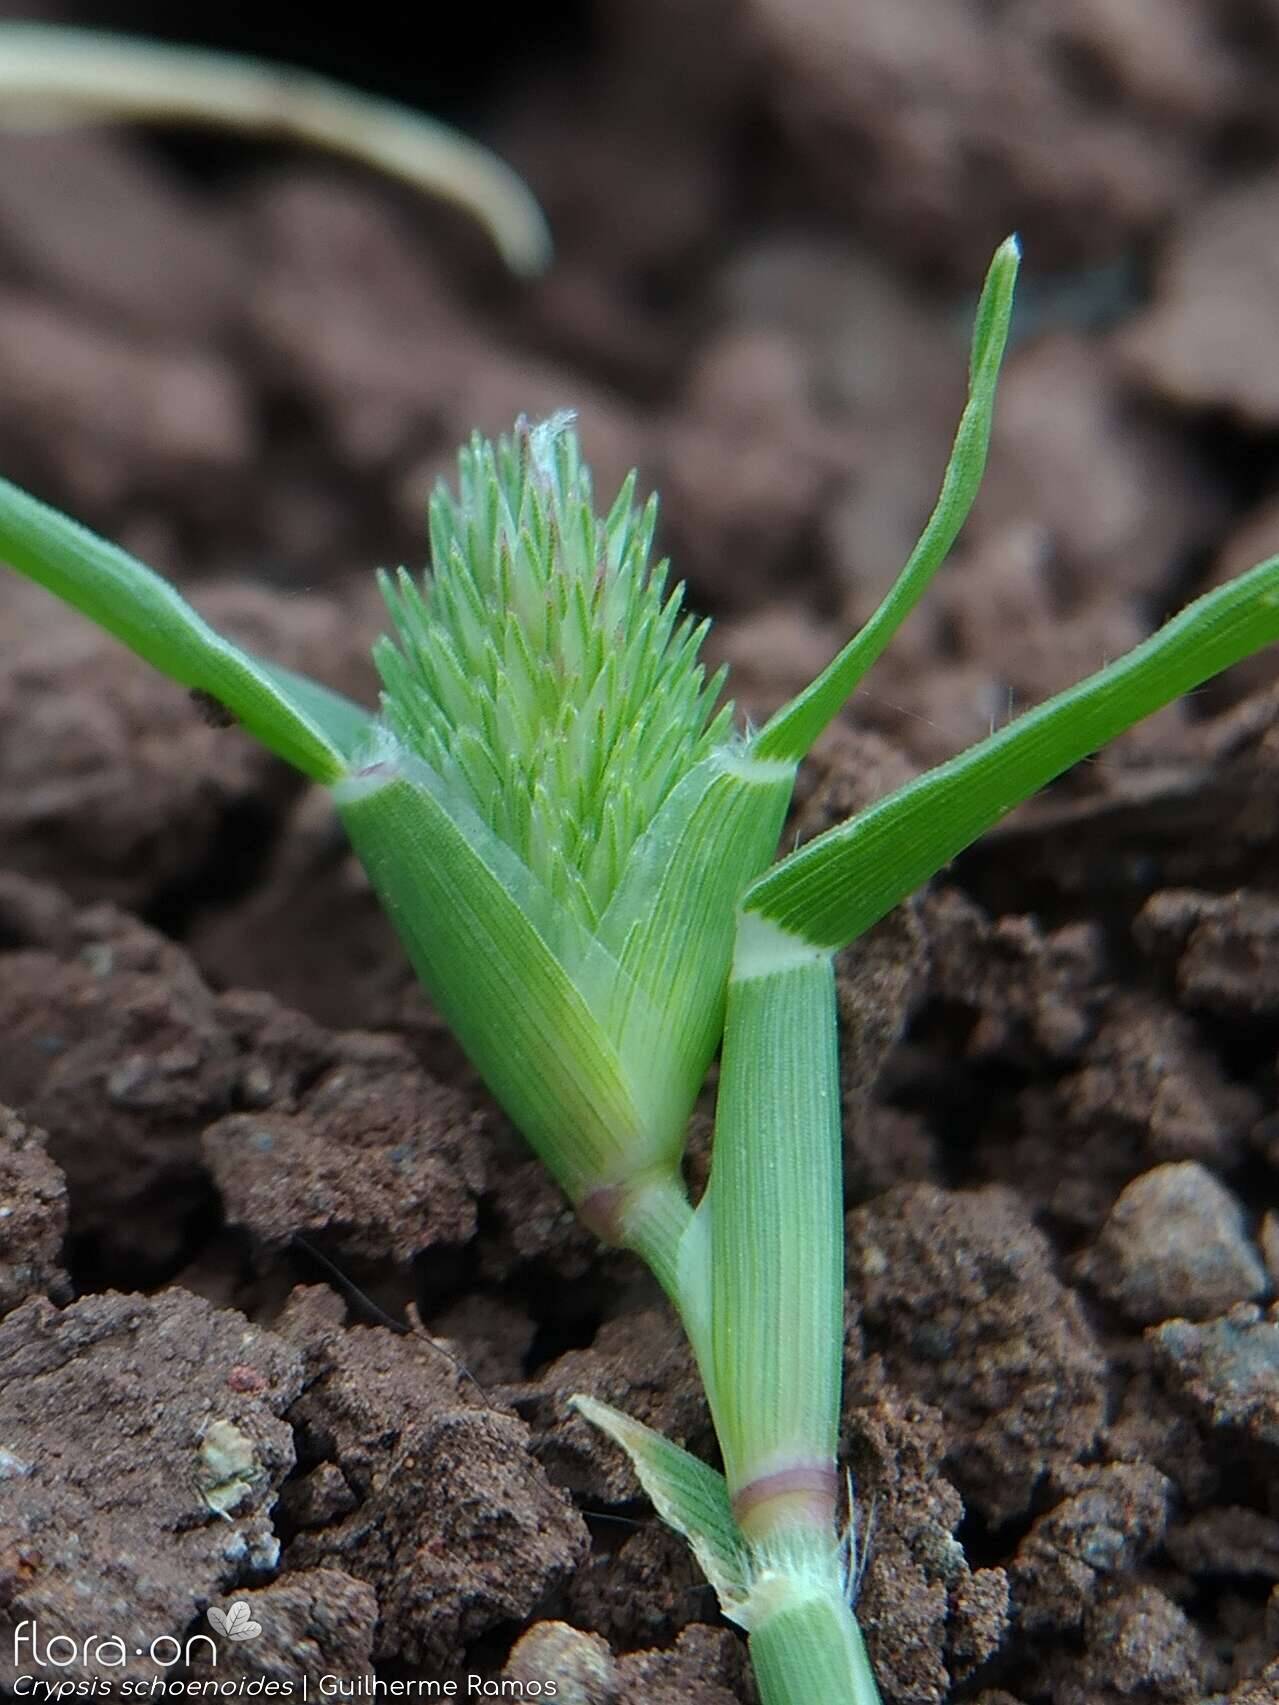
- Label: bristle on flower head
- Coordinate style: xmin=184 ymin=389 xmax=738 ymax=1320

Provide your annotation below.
xmin=374 ymin=415 xmax=733 ymax=928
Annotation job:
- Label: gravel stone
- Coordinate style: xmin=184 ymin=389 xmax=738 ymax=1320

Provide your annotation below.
xmin=1079 ymin=1162 xmax=1268 ymax=1325
xmin=1150 ymin=1305 xmax=1279 ymax=1451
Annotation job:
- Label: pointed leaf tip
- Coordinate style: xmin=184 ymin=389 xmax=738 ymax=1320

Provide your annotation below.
xmin=753 ymin=236 xmax=1021 ymax=764
xmin=571 ymin=1394 xmax=753 ymax=1626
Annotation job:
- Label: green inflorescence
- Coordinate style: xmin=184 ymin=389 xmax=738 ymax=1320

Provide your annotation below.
xmin=374 ymin=414 xmax=733 ymax=929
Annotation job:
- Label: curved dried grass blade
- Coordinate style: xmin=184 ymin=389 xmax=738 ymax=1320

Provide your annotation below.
xmin=0 ymin=22 xmax=551 ymax=275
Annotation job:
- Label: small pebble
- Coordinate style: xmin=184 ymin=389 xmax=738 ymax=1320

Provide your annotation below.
xmin=1150 ymin=1304 xmax=1279 ymax=1448
xmin=1080 ymin=1162 xmax=1267 ymax=1324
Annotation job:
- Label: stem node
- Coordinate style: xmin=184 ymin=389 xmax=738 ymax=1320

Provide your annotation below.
xmin=732 ymin=1462 xmax=838 ymax=1545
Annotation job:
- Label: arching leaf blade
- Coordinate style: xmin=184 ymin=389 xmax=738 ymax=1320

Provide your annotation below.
xmin=746 ymin=554 xmax=1279 ymax=950
xmin=0 ymin=472 xmax=371 ymax=781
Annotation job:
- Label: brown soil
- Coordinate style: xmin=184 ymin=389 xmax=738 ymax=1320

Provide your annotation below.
xmin=2 ymin=3 xmax=1279 ymax=1700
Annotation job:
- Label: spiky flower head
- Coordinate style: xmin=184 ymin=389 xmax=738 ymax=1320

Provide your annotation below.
xmin=338 ymin=416 xmax=795 ymax=1229
xmin=373 ymin=414 xmax=733 ymax=928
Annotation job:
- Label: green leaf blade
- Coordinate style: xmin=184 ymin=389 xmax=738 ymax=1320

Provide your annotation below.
xmin=570 ymin=1394 xmax=752 ymax=1628
xmin=753 ymin=235 xmax=1020 ymax=764
xmin=747 ymin=554 xmax=1279 ymax=951
xmin=251 ymin=657 xmax=377 ymax=764
xmin=0 ymin=474 xmax=373 ymax=781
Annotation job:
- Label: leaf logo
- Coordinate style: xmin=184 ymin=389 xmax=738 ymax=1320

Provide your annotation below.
xmin=206 ymin=1601 xmax=262 ymax=1642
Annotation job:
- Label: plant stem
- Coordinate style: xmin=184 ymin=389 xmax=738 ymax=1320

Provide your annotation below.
xmin=694 ymin=914 xmax=879 ymax=1703
xmin=707 ymin=926 xmax=843 ymax=1503
xmin=616 ymin=1166 xmax=694 ymax=1304
xmin=749 ymin=1574 xmax=882 ymax=1705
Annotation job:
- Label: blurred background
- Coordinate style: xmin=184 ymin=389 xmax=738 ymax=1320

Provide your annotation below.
xmin=2 ymin=2 xmax=1277 ymax=634
xmin=2 ymin=0 xmax=1279 ymax=917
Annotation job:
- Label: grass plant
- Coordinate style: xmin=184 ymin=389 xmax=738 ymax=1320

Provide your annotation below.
xmin=1 ymin=238 xmax=1277 ymax=1703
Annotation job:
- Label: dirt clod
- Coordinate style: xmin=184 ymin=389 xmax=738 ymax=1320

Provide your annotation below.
xmin=507 ymin=1310 xmax=708 ymax=1507
xmin=1136 ymin=888 xmax=1279 ymax=1019
xmin=190 ymin=1568 xmax=378 ymax=1682
xmin=568 ymin=1520 xmax=717 ymax=1650
xmin=843 ymin=1369 xmax=1009 ymax=1701
xmin=1121 ymin=176 xmax=1279 ymax=426
xmin=1029 ymin=1581 xmax=1222 ymax=1704
xmin=284 ymin=1322 xmax=588 ymax=1665
xmin=1165 ymin=1506 xmax=1279 ymax=1582
xmin=1011 ymin=1462 xmax=1172 ymax=1633
xmin=0 ymin=902 xmax=240 ymax=1270
xmin=613 ymin=1623 xmax=754 ymax=1705
xmin=0 ymin=1105 xmax=67 ymax=1315
xmin=503 ymin=1620 xmax=617 ymax=1703
xmin=922 ymin=888 xmax=1104 ymax=1065
xmin=1001 ymin=993 xmax=1261 ymax=1232
xmin=847 ymin=1184 xmax=1105 ymax=1523
xmin=1150 ymin=1305 xmax=1279 ymax=1452
xmin=203 ymin=1033 xmax=486 ymax=1264
xmin=749 ymin=0 xmax=1235 ymax=274
xmin=0 ymin=1288 xmax=303 ymax=1685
